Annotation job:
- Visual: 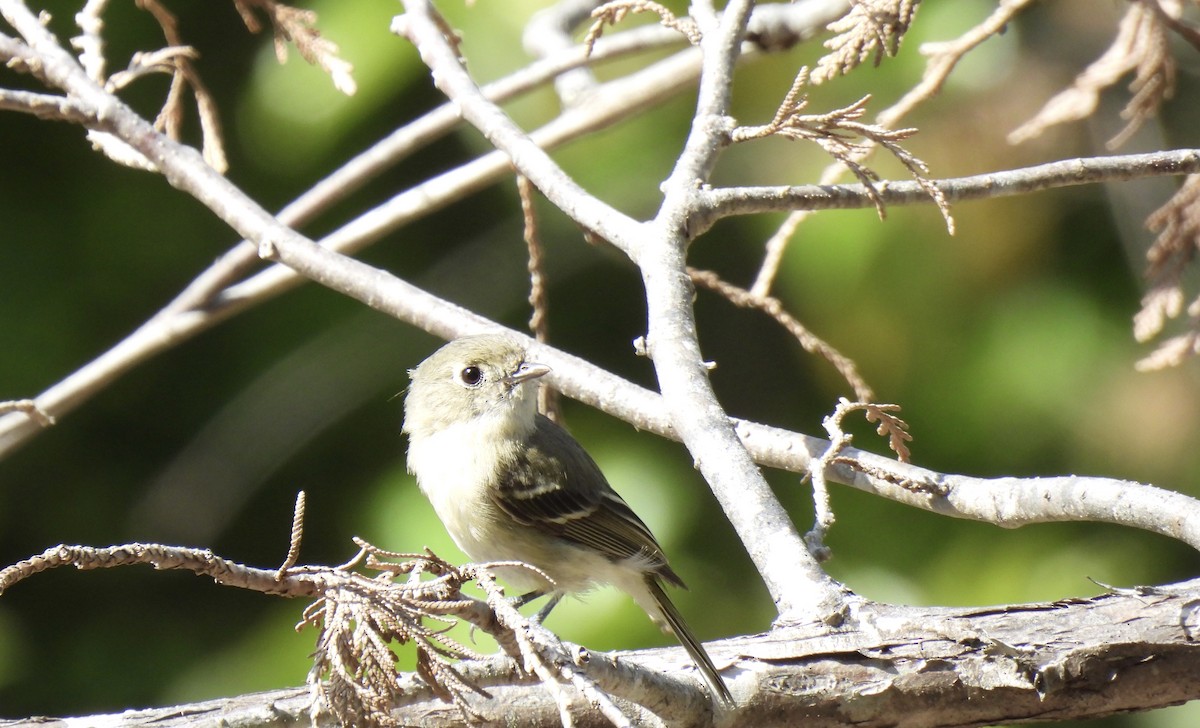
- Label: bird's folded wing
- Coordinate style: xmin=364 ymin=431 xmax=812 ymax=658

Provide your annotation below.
xmin=491 ymin=415 xmax=682 ymax=586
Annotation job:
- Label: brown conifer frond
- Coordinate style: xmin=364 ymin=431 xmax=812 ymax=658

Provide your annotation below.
xmin=811 ymin=0 xmax=919 ymax=84
xmin=303 ymin=550 xmax=491 ymax=727
xmin=583 ymin=0 xmax=701 ymax=56
xmin=732 ymin=69 xmax=950 ymax=225
xmin=232 ymin=0 xmax=356 ymax=94
xmin=1135 ymin=175 xmax=1200 ymax=369
xmin=1009 ymin=1 xmax=1184 ymax=149
xmin=863 ymin=402 xmax=912 ymax=463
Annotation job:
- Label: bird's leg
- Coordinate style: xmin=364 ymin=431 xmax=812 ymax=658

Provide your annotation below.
xmin=511 ymin=589 xmax=546 ymax=610
xmin=532 ymin=592 xmax=563 ymax=624
xmin=509 ymin=590 xmax=564 ymax=624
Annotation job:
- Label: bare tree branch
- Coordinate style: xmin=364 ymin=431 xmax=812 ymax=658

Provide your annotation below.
xmin=693 ymin=149 xmax=1200 ymax=229
xmin=6 ymin=574 xmax=1200 ymax=726
xmin=0 ymin=87 xmax=97 ymax=124
xmin=648 ymin=0 xmax=848 ymax=618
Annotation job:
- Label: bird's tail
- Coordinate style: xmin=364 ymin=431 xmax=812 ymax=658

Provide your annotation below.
xmin=644 ymin=576 xmax=734 ymax=705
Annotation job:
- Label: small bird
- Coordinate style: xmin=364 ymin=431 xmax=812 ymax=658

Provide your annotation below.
xmin=402 ymin=334 xmax=733 ymax=704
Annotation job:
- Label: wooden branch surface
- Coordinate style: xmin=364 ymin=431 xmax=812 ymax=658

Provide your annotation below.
xmin=3 ymin=578 xmax=1197 ymax=727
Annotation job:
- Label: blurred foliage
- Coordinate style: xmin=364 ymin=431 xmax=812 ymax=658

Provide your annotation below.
xmin=1 ymin=1 xmax=1199 ymax=726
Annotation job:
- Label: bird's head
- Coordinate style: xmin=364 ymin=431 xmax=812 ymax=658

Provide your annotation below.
xmin=402 ymin=334 xmax=550 ymax=437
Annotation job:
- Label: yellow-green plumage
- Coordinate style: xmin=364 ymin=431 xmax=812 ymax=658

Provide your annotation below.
xmin=403 ymin=334 xmax=733 ymax=705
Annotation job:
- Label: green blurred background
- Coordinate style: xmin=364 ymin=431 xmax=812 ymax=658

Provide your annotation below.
xmin=2 ymin=0 xmax=1199 ymax=724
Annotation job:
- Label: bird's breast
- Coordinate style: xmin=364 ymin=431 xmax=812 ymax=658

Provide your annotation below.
xmin=406 ymin=417 xmax=520 ymax=561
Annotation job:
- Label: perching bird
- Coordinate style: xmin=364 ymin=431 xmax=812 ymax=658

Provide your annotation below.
xmin=402 ymin=334 xmax=732 ymax=704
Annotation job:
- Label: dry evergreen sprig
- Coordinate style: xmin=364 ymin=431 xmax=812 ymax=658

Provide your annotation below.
xmin=134 ymin=0 xmax=227 ymax=171
xmin=686 ymin=267 xmax=875 ymax=402
xmin=275 ymin=490 xmax=307 ymax=580
xmin=313 ymin=543 xmax=637 ymax=728
xmin=863 ymin=402 xmax=912 ymax=462
xmin=301 ymin=546 xmax=495 ymax=727
xmin=1009 ymin=0 xmax=1186 ymax=149
xmin=583 ymin=0 xmax=701 ymax=57
xmin=751 ymin=0 xmax=1024 ymax=297
xmin=732 ymin=68 xmax=950 ymax=225
xmin=0 ymin=506 xmax=648 ymax=727
xmin=811 ymin=0 xmax=920 ymax=84
xmin=69 ymin=0 xmax=227 ymax=172
xmin=66 ymin=0 xmax=353 ymax=172
xmin=1134 ymin=175 xmax=1200 ymax=369
xmin=232 ymin=0 xmax=357 ymax=95
xmin=805 ymin=398 xmax=912 ymax=557
xmin=823 ymin=398 xmax=911 ymax=465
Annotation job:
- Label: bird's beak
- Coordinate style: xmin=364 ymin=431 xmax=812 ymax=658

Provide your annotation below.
xmin=508 ymin=361 xmax=551 ymax=385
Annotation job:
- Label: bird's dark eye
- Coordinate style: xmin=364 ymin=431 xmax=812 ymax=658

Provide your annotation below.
xmin=459 ymin=366 xmax=483 ymax=387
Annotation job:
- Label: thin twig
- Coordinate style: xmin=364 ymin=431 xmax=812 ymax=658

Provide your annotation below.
xmin=395 ymin=0 xmax=642 ymax=255
xmin=878 ymin=0 xmax=1039 ymax=128
xmin=0 ymin=399 xmax=55 ymax=428
xmin=695 ymin=149 xmax=1200 ymax=226
xmin=517 ymin=174 xmax=562 ymax=423
xmin=806 ymin=399 xmax=908 ymax=557
xmin=0 ymin=88 xmax=97 ymax=124
xmin=72 ymin=0 xmax=112 ymax=82
xmin=687 ymin=267 xmax=873 ymax=401
xmin=0 ymin=542 xmax=318 ymax=598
